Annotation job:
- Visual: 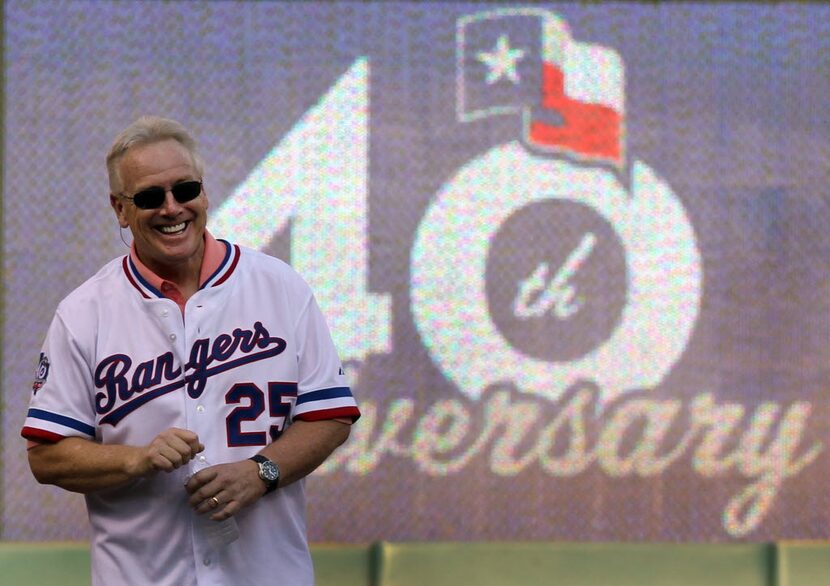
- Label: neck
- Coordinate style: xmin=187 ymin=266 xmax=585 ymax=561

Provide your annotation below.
xmin=154 ymin=262 xmax=201 ymax=300
xmin=138 ymin=247 xmax=205 ymax=301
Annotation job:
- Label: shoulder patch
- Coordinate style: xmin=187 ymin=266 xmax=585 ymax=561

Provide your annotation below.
xmin=32 ymin=352 xmax=50 ymax=395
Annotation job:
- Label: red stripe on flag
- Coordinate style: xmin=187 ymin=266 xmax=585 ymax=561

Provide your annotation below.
xmin=529 ymin=63 xmax=622 ymax=164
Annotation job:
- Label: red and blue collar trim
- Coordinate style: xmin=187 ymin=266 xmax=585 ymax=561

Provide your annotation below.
xmin=122 ymin=240 xmax=241 ymax=299
xmin=200 ymin=240 xmax=241 ymax=289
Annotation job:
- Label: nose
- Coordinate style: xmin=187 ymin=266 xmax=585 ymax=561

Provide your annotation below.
xmin=159 ymin=189 xmax=185 ymax=214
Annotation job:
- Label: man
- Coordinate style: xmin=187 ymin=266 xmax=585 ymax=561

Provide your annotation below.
xmin=21 ymin=116 xmax=359 ymax=585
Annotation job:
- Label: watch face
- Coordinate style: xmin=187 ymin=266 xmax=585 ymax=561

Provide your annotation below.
xmin=260 ymin=461 xmax=279 ymax=482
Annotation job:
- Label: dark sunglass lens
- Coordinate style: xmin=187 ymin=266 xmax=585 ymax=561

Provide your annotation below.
xmin=172 ymin=181 xmax=202 ymax=203
xmin=133 ymin=187 xmax=166 ymax=209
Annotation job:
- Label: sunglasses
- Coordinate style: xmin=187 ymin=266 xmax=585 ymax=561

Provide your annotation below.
xmin=121 ymin=180 xmax=203 ymax=210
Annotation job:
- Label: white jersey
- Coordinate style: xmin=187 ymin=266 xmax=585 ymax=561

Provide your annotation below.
xmin=22 ymin=241 xmax=359 ymax=586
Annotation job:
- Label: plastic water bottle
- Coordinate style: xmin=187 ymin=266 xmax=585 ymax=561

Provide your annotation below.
xmin=187 ymin=454 xmax=240 ymax=551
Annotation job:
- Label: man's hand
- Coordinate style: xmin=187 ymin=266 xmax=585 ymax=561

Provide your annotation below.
xmin=131 ymin=428 xmax=204 ymax=476
xmin=185 ymin=459 xmax=264 ymax=520
xmin=27 ymin=428 xmax=204 ymax=494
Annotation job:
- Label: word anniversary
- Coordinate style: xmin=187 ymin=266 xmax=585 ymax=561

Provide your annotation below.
xmin=319 ymin=384 xmax=821 ymax=538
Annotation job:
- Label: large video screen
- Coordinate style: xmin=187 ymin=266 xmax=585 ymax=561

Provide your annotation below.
xmin=4 ymin=1 xmax=830 ymax=542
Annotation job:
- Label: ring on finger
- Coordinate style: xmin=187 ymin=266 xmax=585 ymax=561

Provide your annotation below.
xmin=210 ymin=496 xmax=220 ymax=508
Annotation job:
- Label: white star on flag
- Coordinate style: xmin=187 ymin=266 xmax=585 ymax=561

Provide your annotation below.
xmin=458 ymin=9 xmax=625 ymax=167
xmin=476 ymin=34 xmax=526 ymax=85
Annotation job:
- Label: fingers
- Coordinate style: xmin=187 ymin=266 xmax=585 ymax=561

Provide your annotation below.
xmin=184 ymin=464 xmax=217 ymax=493
xmin=187 ymin=473 xmax=222 ymax=504
xmin=185 ymin=460 xmax=263 ymax=519
xmin=209 ymin=499 xmax=241 ymax=521
xmin=193 ymin=492 xmax=223 ymax=515
xmin=146 ymin=428 xmax=202 ymax=473
xmin=190 ymin=490 xmax=239 ymax=520
xmin=173 ymin=428 xmax=203 ymax=456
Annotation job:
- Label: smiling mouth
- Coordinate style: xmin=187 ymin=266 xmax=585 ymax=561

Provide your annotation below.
xmin=158 ymin=222 xmax=187 ymax=234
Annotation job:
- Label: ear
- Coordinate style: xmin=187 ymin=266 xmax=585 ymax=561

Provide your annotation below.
xmin=110 ymin=194 xmax=130 ymax=229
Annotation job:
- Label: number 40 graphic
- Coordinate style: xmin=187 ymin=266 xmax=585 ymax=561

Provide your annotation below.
xmin=210 ymin=58 xmax=390 ymax=369
xmin=210 ymin=58 xmax=702 ymax=403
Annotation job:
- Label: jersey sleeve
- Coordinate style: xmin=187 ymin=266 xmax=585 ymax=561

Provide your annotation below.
xmin=21 ymin=311 xmax=97 ymax=443
xmin=292 ymin=293 xmax=360 ymax=423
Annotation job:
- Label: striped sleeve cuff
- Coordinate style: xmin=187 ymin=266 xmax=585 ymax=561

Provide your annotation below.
xmin=21 ymin=408 xmax=96 ymax=441
xmin=294 ymin=387 xmax=361 ymax=423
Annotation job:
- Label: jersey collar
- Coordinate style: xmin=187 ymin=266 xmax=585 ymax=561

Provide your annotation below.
xmin=123 ymin=231 xmax=240 ymax=305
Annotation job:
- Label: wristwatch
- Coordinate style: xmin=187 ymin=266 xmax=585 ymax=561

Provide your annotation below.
xmin=249 ymin=454 xmax=280 ymax=493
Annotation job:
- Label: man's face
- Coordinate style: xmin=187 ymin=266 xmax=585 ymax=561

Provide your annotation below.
xmin=110 ymin=139 xmax=208 ymax=277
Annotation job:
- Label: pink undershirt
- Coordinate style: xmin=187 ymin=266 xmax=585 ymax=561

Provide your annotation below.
xmin=130 ymin=230 xmax=225 ymax=314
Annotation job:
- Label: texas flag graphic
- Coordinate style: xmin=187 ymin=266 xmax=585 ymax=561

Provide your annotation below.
xmin=457 ymin=8 xmax=625 ymax=167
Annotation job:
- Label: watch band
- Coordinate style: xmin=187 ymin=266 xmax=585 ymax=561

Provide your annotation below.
xmin=249 ymin=454 xmax=280 ymax=493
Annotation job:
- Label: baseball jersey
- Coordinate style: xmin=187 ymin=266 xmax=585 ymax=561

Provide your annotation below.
xmin=21 ymin=239 xmax=360 ymax=586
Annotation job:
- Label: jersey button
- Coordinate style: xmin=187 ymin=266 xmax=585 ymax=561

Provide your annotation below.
xmin=203 ymin=556 xmax=211 ymax=566
xmin=169 ymin=333 xmax=177 ymax=341
xmin=197 ymin=405 xmax=206 ymax=413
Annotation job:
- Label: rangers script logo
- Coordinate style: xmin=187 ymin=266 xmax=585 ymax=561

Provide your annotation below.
xmin=94 ymin=321 xmax=287 ymax=426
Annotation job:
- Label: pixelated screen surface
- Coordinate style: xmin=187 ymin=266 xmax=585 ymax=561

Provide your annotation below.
xmin=4 ymin=1 xmax=830 ymax=542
